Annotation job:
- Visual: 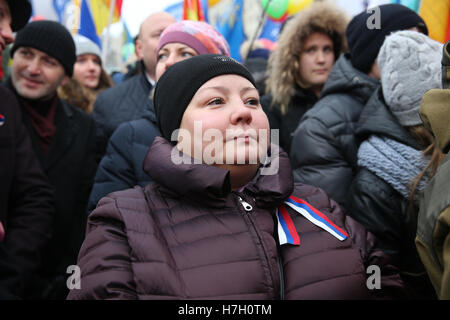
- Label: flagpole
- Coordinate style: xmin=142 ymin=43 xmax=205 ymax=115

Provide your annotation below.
xmin=245 ymin=0 xmax=271 ymax=61
xmin=102 ymin=0 xmax=116 ymax=66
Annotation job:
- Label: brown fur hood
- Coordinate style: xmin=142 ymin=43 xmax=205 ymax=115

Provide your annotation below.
xmin=266 ymin=0 xmax=350 ymax=114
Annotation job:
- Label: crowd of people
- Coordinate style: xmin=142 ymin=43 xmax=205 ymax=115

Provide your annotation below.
xmin=0 ymin=0 xmax=449 ymax=300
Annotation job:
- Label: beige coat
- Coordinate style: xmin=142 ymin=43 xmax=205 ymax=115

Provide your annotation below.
xmin=416 ymin=89 xmax=450 ymax=299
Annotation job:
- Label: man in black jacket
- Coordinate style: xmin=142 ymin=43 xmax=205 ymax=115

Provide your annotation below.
xmin=92 ymin=12 xmax=175 ymax=160
xmin=7 ymin=20 xmax=97 ymax=299
xmin=290 ymin=4 xmax=428 ymax=209
xmin=0 ymin=0 xmax=55 ymax=300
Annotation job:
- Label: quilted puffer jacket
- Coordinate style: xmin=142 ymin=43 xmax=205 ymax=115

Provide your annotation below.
xmin=290 ymin=54 xmax=379 ymax=209
xmin=68 ymin=137 xmax=404 ymax=300
xmin=87 ymin=110 xmax=159 ymax=214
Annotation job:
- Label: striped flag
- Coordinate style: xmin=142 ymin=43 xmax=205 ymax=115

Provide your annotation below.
xmin=183 ymin=0 xmax=205 ymax=21
xmin=75 ymin=0 xmax=123 ymax=48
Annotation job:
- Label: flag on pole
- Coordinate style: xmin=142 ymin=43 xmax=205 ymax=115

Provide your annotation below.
xmin=183 ymin=0 xmax=205 ymax=21
xmin=210 ymin=0 xmax=245 ymax=61
xmin=76 ymin=0 xmax=123 ymax=48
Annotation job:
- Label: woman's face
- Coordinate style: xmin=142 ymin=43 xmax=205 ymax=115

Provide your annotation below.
xmin=177 ymin=74 xmax=270 ymax=166
xmin=155 ymin=43 xmax=198 ymax=81
xmin=73 ymin=53 xmax=101 ymax=89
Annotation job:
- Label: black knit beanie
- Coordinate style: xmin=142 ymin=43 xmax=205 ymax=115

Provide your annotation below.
xmin=154 ymin=54 xmax=256 ymax=142
xmin=346 ymin=4 xmax=428 ymax=73
xmin=11 ymin=20 xmax=76 ymax=77
xmin=7 ymin=0 xmax=32 ymax=31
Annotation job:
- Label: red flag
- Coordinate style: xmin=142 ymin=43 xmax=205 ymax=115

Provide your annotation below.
xmin=183 ymin=0 xmax=205 ymax=21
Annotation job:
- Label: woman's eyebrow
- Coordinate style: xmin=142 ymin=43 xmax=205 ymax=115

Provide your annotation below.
xmin=240 ymin=87 xmax=258 ymax=95
xmin=197 ymin=86 xmax=230 ymax=95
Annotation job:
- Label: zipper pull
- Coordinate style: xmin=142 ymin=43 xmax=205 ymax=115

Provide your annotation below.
xmin=238 ymin=196 xmax=253 ymax=212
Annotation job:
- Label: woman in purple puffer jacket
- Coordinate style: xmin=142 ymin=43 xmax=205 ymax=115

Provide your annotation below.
xmin=67 ymin=54 xmax=404 ymax=300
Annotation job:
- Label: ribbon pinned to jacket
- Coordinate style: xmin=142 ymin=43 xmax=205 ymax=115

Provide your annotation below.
xmin=285 ymin=195 xmax=348 ymax=241
xmin=276 ymin=196 xmax=349 ymax=246
xmin=276 ymin=205 xmax=301 ymax=246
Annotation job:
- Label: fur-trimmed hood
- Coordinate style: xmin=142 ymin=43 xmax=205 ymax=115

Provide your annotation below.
xmin=266 ymin=1 xmax=349 ymax=114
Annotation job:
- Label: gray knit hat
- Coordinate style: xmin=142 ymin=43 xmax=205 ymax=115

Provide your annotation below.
xmin=73 ymin=34 xmax=102 ymax=61
xmin=378 ymin=30 xmax=442 ymax=127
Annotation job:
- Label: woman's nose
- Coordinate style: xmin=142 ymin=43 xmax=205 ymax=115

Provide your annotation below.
xmin=230 ymin=101 xmax=252 ymax=125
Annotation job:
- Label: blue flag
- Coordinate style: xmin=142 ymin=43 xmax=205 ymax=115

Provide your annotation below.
xmin=214 ymin=0 xmax=245 ymax=61
xmin=78 ymin=0 xmax=102 ymax=48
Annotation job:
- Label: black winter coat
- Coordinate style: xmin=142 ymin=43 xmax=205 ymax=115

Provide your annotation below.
xmin=261 ymin=85 xmax=317 ymax=155
xmin=88 ymin=108 xmax=159 ymax=214
xmin=290 ymin=54 xmax=379 ymax=209
xmin=10 ymin=86 xmax=97 ymax=299
xmin=346 ymin=89 xmax=435 ymax=299
xmin=0 ymin=86 xmax=54 ymax=299
xmin=92 ymin=72 xmax=153 ymax=160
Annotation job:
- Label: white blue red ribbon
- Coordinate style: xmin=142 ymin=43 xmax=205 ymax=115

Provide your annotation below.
xmin=276 ymin=206 xmax=300 ymax=246
xmin=284 ymin=195 xmax=348 ymax=241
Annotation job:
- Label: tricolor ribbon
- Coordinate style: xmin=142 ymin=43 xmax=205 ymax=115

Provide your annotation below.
xmin=276 ymin=196 xmax=349 ymax=246
xmin=276 ymin=205 xmax=301 ymax=246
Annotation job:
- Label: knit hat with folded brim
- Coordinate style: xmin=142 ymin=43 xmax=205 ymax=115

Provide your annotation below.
xmin=156 ymin=20 xmax=230 ymax=56
xmin=11 ymin=20 xmax=76 ymax=77
xmin=378 ymin=30 xmax=442 ymax=127
xmin=154 ymin=54 xmax=255 ymax=142
xmin=346 ymin=4 xmax=428 ymax=73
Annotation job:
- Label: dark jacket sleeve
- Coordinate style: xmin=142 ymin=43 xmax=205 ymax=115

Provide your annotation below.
xmin=67 ymin=195 xmax=138 ymax=300
xmin=0 ymin=97 xmax=54 ymax=299
xmin=72 ymin=115 xmax=97 ymax=248
xmin=290 ymin=114 xmax=355 ymax=208
xmin=87 ymin=122 xmax=137 ymax=214
xmin=346 ymin=169 xmax=406 ymax=262
xmin=340 ymin=198 xmax=406 ymax=299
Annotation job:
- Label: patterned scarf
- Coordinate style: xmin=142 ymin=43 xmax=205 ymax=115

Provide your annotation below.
xmin=357 ymin=135 xmax=430 ymax=202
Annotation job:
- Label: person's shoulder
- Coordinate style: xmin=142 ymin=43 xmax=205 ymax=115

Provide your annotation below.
xmin=95 ymin=74 xmax=141 ymax=105
xmin=112 ymin=117 xmax=158 ymax=140
xmin=0 ymin=84 xmax=13 ymax=96
xmin=93 ymin=185 xmax=151 ymax=219
xmin=0 ymin=86 xmax=20 ymax=114
xmin=61 ymin=99 xmax=94 ymax=123
xmin=291 ymin=183 xmax=335 ymax=210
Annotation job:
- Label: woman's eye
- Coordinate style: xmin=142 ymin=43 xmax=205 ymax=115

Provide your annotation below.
xmin=182 ymin=52 xmax=194 ymax=58
xmin=207 ymin=98 xmax=224 ymax=106
xmin=246 ymin=98 xmax=259 ymax=106
xmin=157 ymin=53 xmax=167 ymax=61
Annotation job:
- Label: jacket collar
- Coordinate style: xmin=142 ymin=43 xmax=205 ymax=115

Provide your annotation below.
xmin=321 ymin=54 xmax=379 ymax=105
xmin=357 ymin=88 xmax=422 ymax=150
xmin=143 ymin=137 xmax=294 ymax=208
xmin=7 ymin=75 xmax=79 ymax=170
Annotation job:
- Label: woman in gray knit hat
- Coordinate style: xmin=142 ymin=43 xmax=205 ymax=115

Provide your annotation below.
xmin=347 ymin=30 xmax=444 ymax=299
xmin=58 ymin=34 xmax=113 ymax=114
